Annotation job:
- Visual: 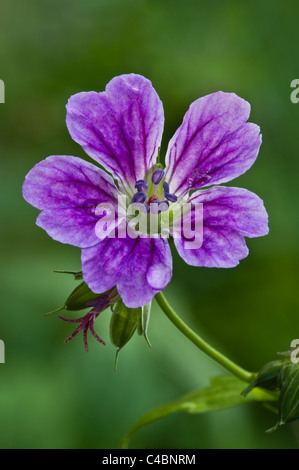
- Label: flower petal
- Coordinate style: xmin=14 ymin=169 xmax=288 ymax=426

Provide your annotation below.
xmin=22 ymin=155 xmax=120 ymax=248
xmin=174 ymin=186 xmax=269 ymax=268
xmin=165 ymin=92 xmax=261 ymax=196
xmin=81 ymin=237 xmax=172 ymax=308
xmin=66 ymin=74 xmax=164 ymax=193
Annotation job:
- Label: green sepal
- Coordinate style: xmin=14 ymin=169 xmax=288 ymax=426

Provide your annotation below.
xmin=137 ymin=301 xmax=152 ymax=348
xmin=45 ymin=281 xmax=101 ymax=316
xmin=54 ymin=270 xmax=83 ymax=280
xmin=44 ymin=306 xmax=65 ymax=317
xmin=242 ymin=360 xmax=285 ymax=396
xmin=267 ymin=362 xmax=299 ymax=433
xmin=64 ymin=281 xmax=100 ymax=311
xmin=110 ymin=300 xmax=139 ymax=369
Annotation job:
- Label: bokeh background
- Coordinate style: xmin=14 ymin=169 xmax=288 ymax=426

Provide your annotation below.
xmin=0 ymin=0 xmax=298 ymax=449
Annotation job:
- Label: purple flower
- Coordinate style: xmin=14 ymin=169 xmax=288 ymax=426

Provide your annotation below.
xmin=23 ymin=74 xmax=268 ymax=308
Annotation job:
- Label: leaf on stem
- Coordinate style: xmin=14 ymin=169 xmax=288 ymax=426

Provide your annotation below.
xmin=121 ymin=375 xmax=277 ymax=448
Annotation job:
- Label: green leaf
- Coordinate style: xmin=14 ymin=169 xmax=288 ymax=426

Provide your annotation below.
xmin=121 ymin=375 xmax=277 ymax=448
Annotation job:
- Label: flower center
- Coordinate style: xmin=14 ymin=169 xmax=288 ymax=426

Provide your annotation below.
xmin=127 ymin=169 xmax=180 ymax=237
xmin=131 ymin=169 xmax=177 ymax=215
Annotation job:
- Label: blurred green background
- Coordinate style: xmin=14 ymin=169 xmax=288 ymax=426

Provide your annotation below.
xmin=0 ymin=0 xmax=299 ymax=449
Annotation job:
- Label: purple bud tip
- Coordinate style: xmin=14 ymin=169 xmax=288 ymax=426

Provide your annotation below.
xmin=135 ymin=179 xmax=148 ymax=192
xmin=151 ymin=169 xmax=165 ymax=184
xmin=163 ymin=181 xmax=169 ymax=193
xmin=131 ymin=192 xmax=147 ymax=204
xmin=165 ymin=192 xmax=178 ymax=203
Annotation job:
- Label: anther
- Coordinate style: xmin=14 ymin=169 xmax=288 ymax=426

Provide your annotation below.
xmin=151 ymin=169 xmax=165 ymax=185
xmin=132 ymin=192 xmax=147 ymax=204
xmin=165 ymin=192 xmax=178 ymax=203
xmin=163 ymin=181 xmax=169 ymax=193
xmin=135 ymin=179 xmax=148 ymax=192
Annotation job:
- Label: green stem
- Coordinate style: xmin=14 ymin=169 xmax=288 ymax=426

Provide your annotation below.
xmin=155 ymin=291 xmax=254 ymax=383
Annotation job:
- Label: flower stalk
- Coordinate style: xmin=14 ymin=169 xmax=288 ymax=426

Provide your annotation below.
xmin=155 ymin=291 xmax=255 ymax=383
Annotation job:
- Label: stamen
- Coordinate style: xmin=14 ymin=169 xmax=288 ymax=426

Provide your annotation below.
xmin=165 ymin=192 xmax=178 ymax=203
xmin=163 ymin=181 xmax=169 ymax=193
xmin=135 ymin=179 xmax=148 ymax=192
xmin=151 ymin=169 xmax=165 ymax=185
xmin=132 ymin=192 xmax=147 ymax=204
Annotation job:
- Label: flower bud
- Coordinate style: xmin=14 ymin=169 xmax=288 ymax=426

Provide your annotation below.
xmin=110 ymin=300 xmax=139 ymax=370
xmin=267 ymin=362 xmax=299 ymax=432
xmin=242 ymin=360 xmax=285 ymax=396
